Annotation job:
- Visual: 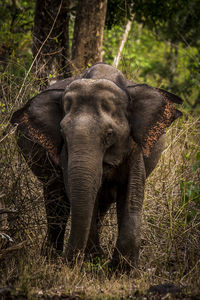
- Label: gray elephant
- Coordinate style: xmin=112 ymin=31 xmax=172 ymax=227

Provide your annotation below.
xmin=11 ymin=63 xmax=182 ymax=269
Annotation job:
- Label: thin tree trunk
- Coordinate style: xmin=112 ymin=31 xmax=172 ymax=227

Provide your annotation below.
xmin=32 ymin=0 xmax=71 ymax=87
xmin=136 ymin=23 xmax=142 ymax=44
xmin=169 ymin=42 xmax=178 ymax=89
xmin=72 ymin=0 xmax=107 ymax=72
xmin=113 ymin=18 xmax=133 ymax=68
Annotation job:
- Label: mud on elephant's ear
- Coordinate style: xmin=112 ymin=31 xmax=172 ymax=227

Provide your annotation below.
xmin=11 ymin=89 xmax=65 ymax=165
xmin=127 ymin=84 xmax=183 ymax=157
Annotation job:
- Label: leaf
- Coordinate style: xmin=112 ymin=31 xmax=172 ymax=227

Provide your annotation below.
xmin=196 ymin=150 xmax=200 ymax=161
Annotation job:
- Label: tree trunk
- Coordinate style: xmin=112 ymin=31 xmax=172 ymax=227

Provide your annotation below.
xmin=72 ymin=0 xmax=107 ymax=72
xmin=32 ymin=0 xmax=71 ymax=87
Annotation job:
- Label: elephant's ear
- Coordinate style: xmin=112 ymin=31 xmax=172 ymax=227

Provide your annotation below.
xmin=11 ymin=80 xmax=73 ymax=164
xmin=127 ymin=84 xmax=183 ymax=157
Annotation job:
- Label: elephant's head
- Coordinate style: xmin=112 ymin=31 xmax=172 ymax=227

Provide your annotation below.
xmin=11 ymin=63 xmax=183 ymax=259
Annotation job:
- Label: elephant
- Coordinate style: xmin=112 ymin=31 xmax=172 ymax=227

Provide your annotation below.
xmin=10 ymin=63 xmax=183 ymax=269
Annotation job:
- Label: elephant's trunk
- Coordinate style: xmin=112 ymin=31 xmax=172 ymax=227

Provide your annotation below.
xmin=64 ymin=133 xmax=103 ymax=261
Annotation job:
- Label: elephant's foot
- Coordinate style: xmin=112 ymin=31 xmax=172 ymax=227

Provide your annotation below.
xmin=109 ymin=247 xmax=139 ymax=273
xmin=85 ymin=244 xmax=104 ymax=260
xmin=64 ymin=244 xmax=85 ymax=267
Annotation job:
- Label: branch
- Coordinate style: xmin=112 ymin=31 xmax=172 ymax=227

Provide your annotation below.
xmin=0 ymin=208 xmax=17 ymax=215
xmin=0 ymin=241 xmax=26 ymax=259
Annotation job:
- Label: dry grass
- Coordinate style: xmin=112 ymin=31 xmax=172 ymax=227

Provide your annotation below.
xmin=141 ymin=116 xmax=200 ymax=291
xmin=0 ymin=66 xmax=200 ymax=299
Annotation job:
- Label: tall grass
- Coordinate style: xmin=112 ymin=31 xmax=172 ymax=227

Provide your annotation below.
xmin=0 ymin=61 xmax=199 ymax=299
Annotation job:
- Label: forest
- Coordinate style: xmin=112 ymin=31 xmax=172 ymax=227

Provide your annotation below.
xmin=0 ymin=0 xmax=200 ymax=299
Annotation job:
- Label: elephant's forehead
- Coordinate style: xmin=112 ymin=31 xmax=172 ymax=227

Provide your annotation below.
xmin=65 ymin=78 xmax=126 ymax=99
xmin=82 ymin=79 xmax=97 ymax=84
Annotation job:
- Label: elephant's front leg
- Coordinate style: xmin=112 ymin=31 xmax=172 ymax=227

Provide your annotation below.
xmin=112 ymin=148 xmax=146 ymax=270
xmin=84 ymin=197 xmax=102 ymax=258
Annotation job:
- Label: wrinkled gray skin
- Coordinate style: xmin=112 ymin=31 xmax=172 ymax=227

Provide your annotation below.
xmin=11 ymin=63 xmax=183 ymax=269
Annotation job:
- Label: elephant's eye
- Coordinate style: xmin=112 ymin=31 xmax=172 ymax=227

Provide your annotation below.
xmin=104 ymin=128 xmax=115 ymax=147
xmin=101 ymin=101 xmax=113 ymax=114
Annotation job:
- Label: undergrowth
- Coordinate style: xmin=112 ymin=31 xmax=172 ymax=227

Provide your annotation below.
xmin=0 ymin=61 xmax=200 ymax=299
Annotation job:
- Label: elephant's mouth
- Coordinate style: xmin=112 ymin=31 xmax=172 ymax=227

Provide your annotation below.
xmin=103 ymin=161 xmax=113 ymax=170
xmin=103 ymin=162 xmax=117 ymax=180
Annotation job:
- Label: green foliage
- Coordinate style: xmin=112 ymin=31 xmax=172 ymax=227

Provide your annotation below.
xmin=0 ymin=0 xmax=34 ymax=75
xmin=103 ymin=25 xmax=124 ymax=65
xmin=103 ymin=22 xmax=200 ymax=114
xmin=132 ymin=0 xmax=200 ymax=46
xmin=0 ymin=102 xmax=6 ymax=113
xmin=85 ymin=257 xmax=104 ymax=273
xmin=180 ymin=178 xmax=199 ymax=217
xmin=104 ymin=0 xmax=200 ymax=114
xmin=179 ymin=150 xmax=200 ymax=224
xmin=193 ymin=151 xmax=200 ymax=172
xmin=106 ymin=0 xmax=133 ymax=28
xmin=107 ymin=0 xmax=200 ymax=46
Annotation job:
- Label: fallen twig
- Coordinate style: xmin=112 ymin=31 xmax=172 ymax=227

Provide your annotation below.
xmin=0 ymin=241 xmax=26 ymax=258
xmin=0 ymin=208 xmax=18 ymax=215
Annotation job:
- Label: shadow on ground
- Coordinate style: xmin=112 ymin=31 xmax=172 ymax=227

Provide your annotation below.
xmin=0 ymin=283 xmax=200 ymax=299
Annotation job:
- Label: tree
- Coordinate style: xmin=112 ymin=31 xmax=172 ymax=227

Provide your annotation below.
xmin=32 ymin=0 xmax=71 ymax=85
xmin=72 ymin=0 xmax=107 ymax=71
xmin=132 ymin=0 xmax=200 ymax=47
xmin=32 ymin=0 xmax=108 ymax=84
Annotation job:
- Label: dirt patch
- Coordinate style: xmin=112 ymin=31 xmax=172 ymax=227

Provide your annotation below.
xmin=1 ymin=285 xmax=200 ymax=300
